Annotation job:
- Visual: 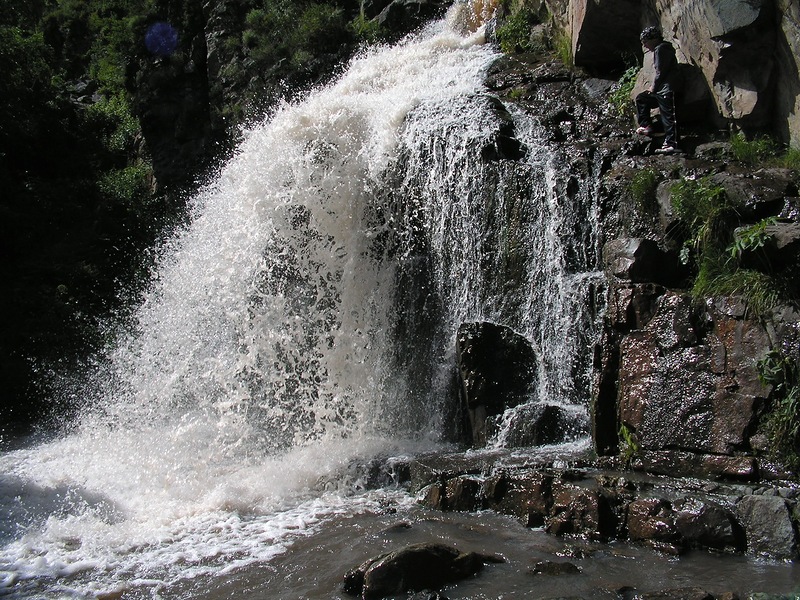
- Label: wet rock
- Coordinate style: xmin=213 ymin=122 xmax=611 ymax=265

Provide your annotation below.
xmin=673 ymin=498 xmax=743 ymax=552
xmin=604 ymin=283 xmax=666 ymax=332
xmin=602 ymin=238 xmax=683 ymax=287
xmin=637 ymin=588 xmax=715 ymax=600
xmin=375 ymin=0 xmax=451 ymax=34
xmin=529 ymin=560 xmax=581 ymax=575
xmin=547 ymin=481 xmax=608 ymax=539
xmin=735 ymin=495 xmax=799 ymax=559
xmin=486 ymin=471 xmax=554 ymax=527
xmin=456 ymin=322 xmax=538 ymax=446
xmin=490 ymin=403 xmax=587 ymax=448
xmin=445 ymin=476 xmax=482 ymax=512
xmin=481 ymin=96 xmax=527 ymax=160
xmin=626 ymin=498 xmax=681 ymax=547
xmin=343 ymin=543 xmax=503 ymax=599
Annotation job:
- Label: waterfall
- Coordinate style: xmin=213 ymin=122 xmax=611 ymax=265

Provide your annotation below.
xmin=0 ymin=5 xmax=602 ymax=596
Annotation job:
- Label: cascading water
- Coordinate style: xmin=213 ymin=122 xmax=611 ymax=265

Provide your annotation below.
xmin=0 ymin=5 xmax=603 ymax=597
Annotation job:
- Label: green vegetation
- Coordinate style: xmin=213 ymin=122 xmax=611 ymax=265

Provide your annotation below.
xmin=495 ymin=8 xmax=539 ymax=54
xmin=628 ymin=167 xmax=658 ymax=208
xmin=728 ymin=217 xmax=779 ymax=264
xmin=782 ymin=146 xmax=800 ymax=171
xmin=554 ymin=31 xmax=572 ymax=66
xmin=758 ymin=350 xmax=800 ymax=472
xmin=618 ymin=423 xmax=639 ymax=466
xmin=610 ymin=65 xmax=640 ymax=118
xmin=349 ymin=11 xmax=384 ymax=44
xmin=729 ymin=132 xmax=781 ymax=166
xmin=728 ymin=132 xmax=800 ymax=173
xmin=669 ymin=177 xmax=789 ymax=317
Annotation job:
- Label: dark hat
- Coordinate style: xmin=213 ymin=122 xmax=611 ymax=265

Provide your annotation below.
xmin=640 ymin=26 xmax=662 ymax=42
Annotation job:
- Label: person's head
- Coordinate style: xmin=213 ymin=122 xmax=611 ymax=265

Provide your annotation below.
xmin=640 ymin=26 xmax=662 ymax=51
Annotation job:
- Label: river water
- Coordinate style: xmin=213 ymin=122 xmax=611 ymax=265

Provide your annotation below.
xmin=1 ymin=3 xmax=798 ymax=598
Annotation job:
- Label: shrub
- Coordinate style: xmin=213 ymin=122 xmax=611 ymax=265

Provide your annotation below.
xmin=495 ymin=9 xmax=537 ymax=54
xmin=86 ymin=93 xmax=140 ymax=154
xmin=348 ymin=12 xmax=382 ymax=44
xmin=98 ymin=163 xmax=151 ymax=204
xmin=670 ymin=176 xmax=734 ymax=265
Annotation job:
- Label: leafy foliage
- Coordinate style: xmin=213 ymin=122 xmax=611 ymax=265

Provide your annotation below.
xmin=728 ymin=217 xmax=778 ymax=265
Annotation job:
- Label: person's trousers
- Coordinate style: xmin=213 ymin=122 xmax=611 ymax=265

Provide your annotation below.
xmin=636 ymin=89 xmax=677 ymax=147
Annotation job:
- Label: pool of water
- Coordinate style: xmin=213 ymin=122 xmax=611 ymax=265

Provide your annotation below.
xmin=172 ymin=499 xmax=800 ymax=600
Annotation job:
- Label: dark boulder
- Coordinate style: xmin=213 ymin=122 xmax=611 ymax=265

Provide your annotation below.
xmin=529 ymin=560 xmax=581 ymax=575
xmin=343 ymin=543 xmax=503 ymax=599
xmin=456 ymin=321 xmax=538 ymax=446
xmin=673 ymin=498 xmax=743 ymax=553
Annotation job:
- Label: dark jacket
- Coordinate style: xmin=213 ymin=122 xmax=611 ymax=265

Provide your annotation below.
xmin=652 ymin=41 xmax=677 ymax=93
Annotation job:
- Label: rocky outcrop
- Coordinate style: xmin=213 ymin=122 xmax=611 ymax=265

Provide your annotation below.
xmin=592 ymin=161 xmax=800 ymax=479
xmin=541 ymin=0 xmax=800 ymax=143
xmin=397 ymin=452 xmax=800 ymax=560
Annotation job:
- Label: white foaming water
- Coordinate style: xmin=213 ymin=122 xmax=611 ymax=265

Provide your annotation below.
xmin=0 ymin=3 xmax=605 ymax=596
xmin=0 ymin=11 xmax=501 ymax=598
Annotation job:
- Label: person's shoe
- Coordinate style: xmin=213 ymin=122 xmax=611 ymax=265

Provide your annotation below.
xmin=636 ymin=125 xmax=655 ymax=136
xmin=655 ymin=143 xmax=678 ymax=154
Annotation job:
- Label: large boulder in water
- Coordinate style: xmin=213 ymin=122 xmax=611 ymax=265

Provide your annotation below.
xmin=343 ymin=542 xmax=503 ymax=599
xmin=456 ymin=322 xmax=538 ymax=446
